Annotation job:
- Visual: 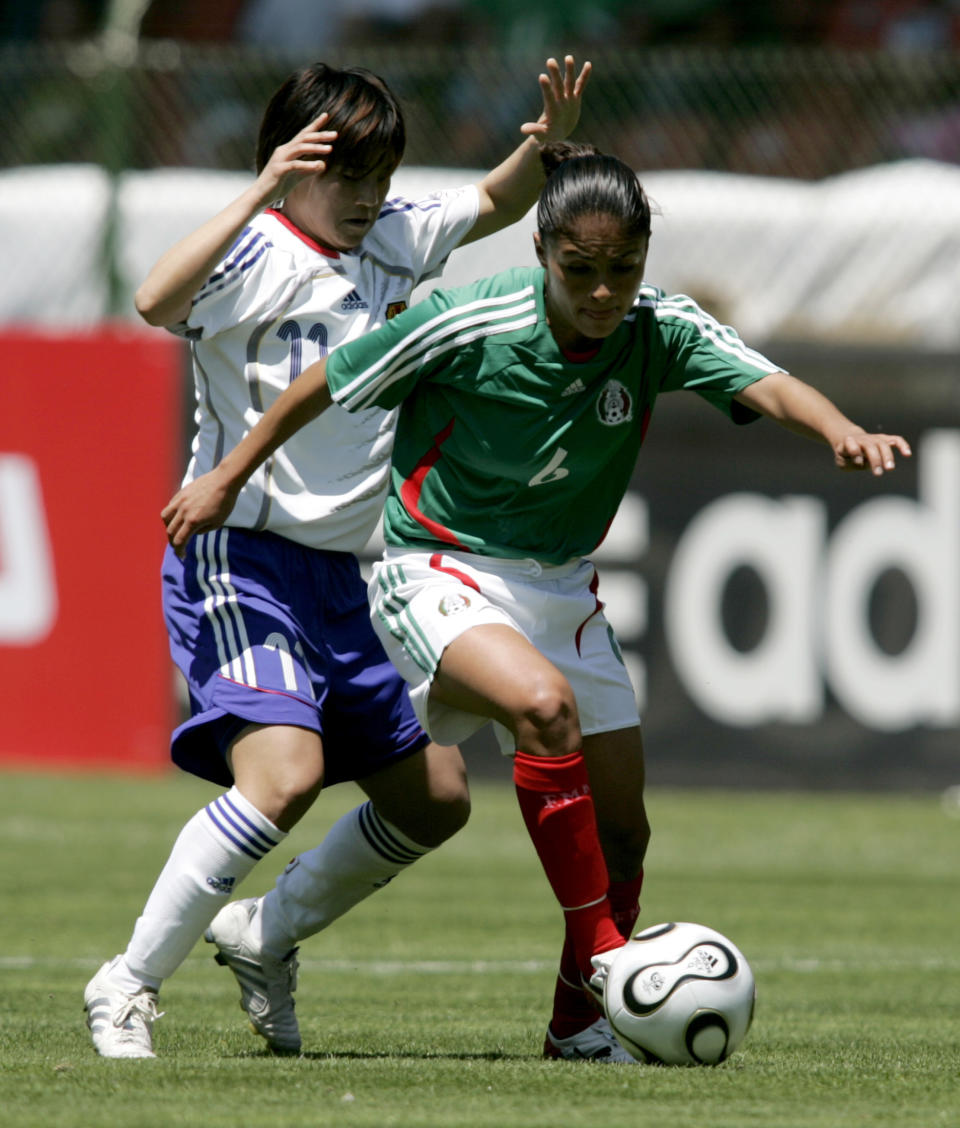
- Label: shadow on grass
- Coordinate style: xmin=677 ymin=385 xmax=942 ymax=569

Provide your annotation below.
xmin=227 ymin=1048 xmax=530 ymax=1062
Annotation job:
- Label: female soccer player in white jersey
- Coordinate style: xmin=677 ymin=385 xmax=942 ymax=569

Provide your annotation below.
xmin=84 ymin=58 xmax=592 ymax=1060
xmin=158 ymin=142 xmax=911 ymax=1064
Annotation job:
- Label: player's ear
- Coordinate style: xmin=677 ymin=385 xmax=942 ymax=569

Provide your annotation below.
xmin=533 ymin=231 xmax=546 ymax=267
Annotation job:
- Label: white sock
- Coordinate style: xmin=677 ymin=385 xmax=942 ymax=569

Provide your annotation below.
xmin=258 ymin=801 xmax=431 ymax=959
xmin=117 ymin=787 xmax=286 ymax=989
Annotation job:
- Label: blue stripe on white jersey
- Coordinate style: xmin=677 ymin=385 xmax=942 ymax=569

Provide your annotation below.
xmin=335 ymin=286 xmax=539 ymax=411
xmin=201 ymin=243 xmax=270 ymax=302
xmin=205 ymin=792 xmax=281 ymax=860
xmin=379 ymin=195 xmax=443 ymax=219
xmin=196 ymin=229 xmax=270 ymax=303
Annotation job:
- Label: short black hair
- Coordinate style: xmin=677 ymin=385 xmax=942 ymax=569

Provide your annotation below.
xmin=256 ymin=63 xmax=405 ymax=176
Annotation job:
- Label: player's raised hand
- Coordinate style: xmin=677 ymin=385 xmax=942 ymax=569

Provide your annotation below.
xmin=254 ymin=113 xmax=339 ymax=204
xmin=832 ymin=430 xmax=912 ymax=475
xmin=521 ymin=56 xmax=592 ymax=146
xmin=161 ymin=468 xmax=242 ymax=557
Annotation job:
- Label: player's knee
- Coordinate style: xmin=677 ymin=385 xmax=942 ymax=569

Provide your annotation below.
xmin=384 ymin=785 xmax=470 ymax=848
xmin=268 ymin=774 xmax=324 ymax=830
xmin=425 ymin=787 xmax=471 ymax=845
xmin=239 ymin=758 xmax=323 ymax=829
xmin=513 ymin=675 xmax=580 ymax=755
xmin=229 ymin=726 xmax=325 ymax=829
xmin=420 ymin=743 xmax=471 ymax=841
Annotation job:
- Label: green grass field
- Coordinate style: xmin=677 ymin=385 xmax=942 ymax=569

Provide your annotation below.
xmin=1 ymin=771 xmax=958 ymax=1127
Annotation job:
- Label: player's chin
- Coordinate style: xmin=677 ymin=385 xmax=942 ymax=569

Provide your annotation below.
xmin=578 ymin=311 xmax=623 ymax=338
xmin=337 ymin=220 xmax=374 ymax=248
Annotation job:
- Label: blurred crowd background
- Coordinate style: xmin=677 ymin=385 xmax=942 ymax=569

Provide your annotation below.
xmin=0 ymin=0 xmax=958 ymax=176
xmin=6 ymin=0 xmax=960 ymax=52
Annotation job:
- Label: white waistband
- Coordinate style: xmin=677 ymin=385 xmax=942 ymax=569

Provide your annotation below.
xmin=380 ymin=545 xmax=587 ymax=580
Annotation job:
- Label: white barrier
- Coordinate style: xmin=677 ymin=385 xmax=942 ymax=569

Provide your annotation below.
xmin=1 ymin=161 xmax=958 ymax=347
xmin=0 ymin=164 xmax=112 ymax=326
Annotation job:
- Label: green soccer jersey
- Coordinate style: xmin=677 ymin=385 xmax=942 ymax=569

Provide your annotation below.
xmin=325 ymin=266 xmax=782 ymax=564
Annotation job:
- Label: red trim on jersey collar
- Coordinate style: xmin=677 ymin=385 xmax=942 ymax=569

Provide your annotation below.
xmin=266 ymin=207 xmax=341 ymax=258
xmin=561 ymin=342 xmax=602 ymax=363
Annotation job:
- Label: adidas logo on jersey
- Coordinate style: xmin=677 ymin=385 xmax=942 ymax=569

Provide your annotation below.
xmin=562 ymin=377 xmax=586 ymax=397
xmin=340 ymin=288 xmax=368 ymax=311
xmin=206 ymin=875 xmax=236 ymax=895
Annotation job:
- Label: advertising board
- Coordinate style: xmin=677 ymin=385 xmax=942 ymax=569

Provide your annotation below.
xmin=0 ymin=329 xmax=180 ymax=772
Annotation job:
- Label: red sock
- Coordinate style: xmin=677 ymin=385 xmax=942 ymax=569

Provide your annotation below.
xmin=549 ymin=871 xmax=645 ymax=1038
xmin=548 ymin=935 xmax=599 ymax=1038
xmin=513 ymin=750 xmax=622 ymax=977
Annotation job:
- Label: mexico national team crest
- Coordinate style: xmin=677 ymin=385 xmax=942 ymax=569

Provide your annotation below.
xmin=438 ymin=592 xmax=471 ymax=616
xmin=596 ymin=379 xmax=634 ymax=426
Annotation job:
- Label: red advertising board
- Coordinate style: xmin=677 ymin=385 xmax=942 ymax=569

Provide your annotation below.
xmin=0 ymin=328 xmax=181 ymax=772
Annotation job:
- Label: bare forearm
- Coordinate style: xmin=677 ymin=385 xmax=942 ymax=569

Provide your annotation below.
xmin=466 ymin=137 xmax=545 ymax=245
xmin=135 ymin=183 xmax=270 ymax=326
xmin=139 ymin=115 xmax=336 ymax=327
xmin=738 ymin=372 xmax=859 ymax=445
xmin=161 ymin=358 xmax=334 ymax=551
xmin=223 ymin=363 xmax=333 ymax=488
xmin=735 ymin=371 xmax=911 ymax=475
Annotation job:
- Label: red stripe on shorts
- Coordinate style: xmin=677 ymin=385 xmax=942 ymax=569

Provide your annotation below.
xmin=574 ymin=568 xmax=603 ymax=656
xmin=429 ymin=553 xmax=482 ymax=594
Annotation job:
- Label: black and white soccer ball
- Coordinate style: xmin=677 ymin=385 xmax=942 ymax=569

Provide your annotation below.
xmin=601 ymin=921 xmax=756 ymax=1066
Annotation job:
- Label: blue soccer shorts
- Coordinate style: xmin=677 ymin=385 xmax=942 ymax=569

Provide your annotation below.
xmin=162 ymin=527 xmax=429 ymax=787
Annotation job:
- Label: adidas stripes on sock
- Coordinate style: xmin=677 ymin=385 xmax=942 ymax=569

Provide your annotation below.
xmin=119 ymin=787 xmax=285 ymax=988
xmin=257 ymin=801 xmax=433 ymax=960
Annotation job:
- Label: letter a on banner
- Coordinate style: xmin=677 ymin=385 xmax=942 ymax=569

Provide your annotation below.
xmin=825 ymin=429 xmax=960 ymax=730
xmin=664 ymin=493 xmax=825 ymax=725
xmin=0 ymin=454 xmax=57 ymax=644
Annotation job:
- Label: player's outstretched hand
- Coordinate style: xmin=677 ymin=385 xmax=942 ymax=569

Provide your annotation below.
xmin=832 ymin=431 xmax=912 ymax=475
xmin=254 ymin=113 xmax=339 ymax=206
xmin=161 ymin=468 xmax=241 ymax=557
xmin=521 ymin=55 xmax=592 ymax=146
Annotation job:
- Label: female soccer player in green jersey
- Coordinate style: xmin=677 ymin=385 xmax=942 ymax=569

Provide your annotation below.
xmin=161 ymin=142 xmax=911 ymax=1063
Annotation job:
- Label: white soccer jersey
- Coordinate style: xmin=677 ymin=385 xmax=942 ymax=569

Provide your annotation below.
xmin=170 ymin=185 xmax=480 ymax=551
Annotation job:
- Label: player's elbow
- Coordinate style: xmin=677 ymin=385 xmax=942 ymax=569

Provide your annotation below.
xmin=134 ymin=284 xmax=163 ymax=325
xmin=134 ymin=284 xmax=187 ymax=327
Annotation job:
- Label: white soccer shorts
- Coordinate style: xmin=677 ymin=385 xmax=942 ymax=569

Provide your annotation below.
xmin=369 ymin=548 xmax=640 ymax=753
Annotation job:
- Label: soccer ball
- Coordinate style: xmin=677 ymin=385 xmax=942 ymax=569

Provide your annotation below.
xmin=601 ymin=921 xmax=756 ymax=1066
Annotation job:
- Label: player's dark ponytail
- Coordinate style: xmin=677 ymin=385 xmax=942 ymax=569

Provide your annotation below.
xmin=537 ymin=142 xmax=652 ymax=244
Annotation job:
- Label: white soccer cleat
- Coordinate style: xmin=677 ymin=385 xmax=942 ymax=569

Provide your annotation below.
xmin=205 ymin=897 xmax=301 ymax=1054
xmin=584 ymin=945 xmax=621 ymax=1009
xmin=543 ymin=1017 xmax=638 ymax=1063
xmin=84 ymin=956 xmax=163 ymax=1059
